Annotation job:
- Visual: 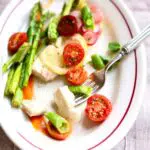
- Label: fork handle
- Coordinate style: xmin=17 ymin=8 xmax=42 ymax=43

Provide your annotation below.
xmin=123 ymin=24 xmax=150 ymax=53
xmin=106 ymin=24 xmax=150 ymax=71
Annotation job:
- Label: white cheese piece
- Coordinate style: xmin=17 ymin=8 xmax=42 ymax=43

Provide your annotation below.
xmin=54 ymin=86 xmax=81 ymax=123
xmin=32 ymin=58 xmax=57 ymax=82
xmin=22 ymin=100 xmax=48 ymax=117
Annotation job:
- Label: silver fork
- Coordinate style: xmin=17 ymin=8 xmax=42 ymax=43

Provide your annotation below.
xmin=75 ymin=24 xmax=150 ymax=106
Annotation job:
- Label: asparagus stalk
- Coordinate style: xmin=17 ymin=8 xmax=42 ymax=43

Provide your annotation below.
xmin=22 ymin=2 xmax=44 ymax=87
xmin=45 ymin=112 xmax=70 ymax=134
xmin=69 ymin=85 xmax=93 ymax=97
xmin=48 ymin=16 xmax=60 ymax=42
xmin=37 ymin=37 xmax=49 ymax=54
xmin=2 ymin=43 xmax=30 ymax=73
xmin=23 ymin=27 xmax=41 ymax=87
xmin=4 ymin=67 xmax=15 ymax=96
xmin=81 ymin=5 xmax=94 ymax=29
xmin=12 ymin=87 xmax=23 ymax=108
xmin=19 ymin=62 xmax=26 ymax=89
xmin=9 ymin=63 xmax=22 ymax=95
xmin=61 ymin=0 xmax=75 ymax=16
xmin=28 ymin=2 xmax=42 ymax=44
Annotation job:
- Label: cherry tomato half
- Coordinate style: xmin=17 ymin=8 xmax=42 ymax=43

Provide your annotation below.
xmin=45 ymin=121 xmax=71 ymax=140
xmin=57 ymin=15 xmax=78 ymax=36
xmin=63 ymin=43 xmax=85 ymax=67
xmin=85 ymin=94 xmax=112 ymax=122
xmin=8 ymin=32 xmax=28 ymax=54
xmin=66 ymin=66 xmax=87 ymax=85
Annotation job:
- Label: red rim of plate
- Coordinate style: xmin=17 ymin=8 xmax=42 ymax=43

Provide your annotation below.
xmin=0 ymin=0 xmax=137 ymax=150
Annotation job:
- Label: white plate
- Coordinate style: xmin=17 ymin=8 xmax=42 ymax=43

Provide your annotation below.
xmin=0 ymin=0 xmax=147 ymax=150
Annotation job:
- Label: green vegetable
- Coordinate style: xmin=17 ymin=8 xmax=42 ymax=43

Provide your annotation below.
xmin=19 ymin=62 xmax=26 ymax=88
xmin=9 ymin=63 xmax=22 ymax=95
xmin=28 ymin=2 xmax=42 ymax=44
xmin=48 ymin=16 xmax=60 ymax=42
xmin=4 ymin=67 xmax=15 ymax=96
xmin=100 ymin=56 xmax=110 ymax=65
xmin=2 ymin=43 xmax=30 ymax=73
xmin=81 ymin=5 xmax=94 ymax=29
xmin=108 ymin=42 xmax=121 ymax=53
xmin=72 ymin=0 xmax=86 ymax=9
xmin=30 ymin=2 xmax=42 ymax=22
xmin=40 ymin=27 xmax=48 ymax=38
xmin=37 ymin=37 xmax=49 ymax=54
xmin=12 ymin=87 xmax=23 ymax=108
xmin=41 ymin=11 xmax=55 ymax=23
xmin=69 ymin=85 xmax=92 ymax=97
xmin=61 ymin=0 xmax=75 ymax=16
xmin=45 ymin=112 xmax=70 ymax=134
xmin=91 ymin=54 xmax=105 ymax=70
xmin=23 ymin=27 xmax=41 ymax=87
xmin=22 ymin=3 xmax=45 ymax=87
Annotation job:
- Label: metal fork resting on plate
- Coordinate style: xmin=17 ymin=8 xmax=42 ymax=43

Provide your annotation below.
xmin=75 ymin=24 xmax=150 ymax=106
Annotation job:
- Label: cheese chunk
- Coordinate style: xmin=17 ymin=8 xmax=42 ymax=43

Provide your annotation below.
xmin=54 ymin=86 xmax=81 ymax=123
xmin=22 ymin=100 xmax=48 ymax=117
xmin=32 ymin=58 xmax=57 ymax=82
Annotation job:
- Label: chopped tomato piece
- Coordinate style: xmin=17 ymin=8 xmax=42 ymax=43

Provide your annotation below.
xmin=66 ymin=66 xmax=87 ymax=85
xmin=57 ymin=15 xmax=78 ymax=36
xmin=85 ymin=94 xmax=112 ymax=122
xmin=23 ymin=76 xmax=34 ymax=100
xmin=45 ymin=121 xmax=72 ymax=140
xmin=63 ymin=43 xmax=85 ymax=67
xmin=8 ymin=32 xmax=28 ymax=54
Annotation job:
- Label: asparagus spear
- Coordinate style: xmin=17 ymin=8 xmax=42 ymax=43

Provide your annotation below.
xmin=23 ymin=27 xmax=41 ymax=87
xmin=2 ymin=43 xmax=30 ymax=73
xmin=28 ymin=2 xmax=42 ymax=44
xmin=9 ymin=63 xmax=22 ymax=95
xmin=22 ymin=2 xmax=44 ymax=87
xmin=81 ymin=5 xmax=94 ymax=29
xmin=37 ymin=37 xmax=49 ymax=54
xmin=4 ymin=67 xmax=15 ymax=96
xmin=61 ymin=0 xmax=75 ymax=16
xmin=12 ymin=87 xmax=23 ymax=108
xmin=41 ymin=11 xmax=55 ymax=23
xmin=48 ymin=16 xmax=60 ymax=42
xmin=19 ymin=62 xmax=26 ymax=89
xmin=69 ymin=85 xmax=93 ymax=97
xmin=45 ymin=112 xmax=70 ymax=134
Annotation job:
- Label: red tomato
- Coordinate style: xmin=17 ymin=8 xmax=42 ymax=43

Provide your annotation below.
xmin=85 ymin=94 xmax=112 ymax=122
xmin=83 ymin=30 xmax=100 ymax=46
xmin=8 ymin=32 xmax=28 ymax=54
xmin=66 ymin=66 xmax=87 ymax=85
xmin=57 ymin=15 xmax=78 ymax=36
xmin=45 ymin=121 xmax=71 ymax=140
xmin=63 ymin=43 xmax=85 ymax=67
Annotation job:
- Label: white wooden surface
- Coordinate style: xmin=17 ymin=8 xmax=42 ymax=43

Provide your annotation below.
xmin=0 ymin=0 xmax=150 ymax=149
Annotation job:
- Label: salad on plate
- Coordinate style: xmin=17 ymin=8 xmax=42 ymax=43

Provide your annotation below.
xmin=2 ymin=0 xmax=121 ymax=140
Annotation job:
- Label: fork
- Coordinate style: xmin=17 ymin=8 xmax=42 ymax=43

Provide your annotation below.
xmin=75 ymin=24 xmax=150 ymax=106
